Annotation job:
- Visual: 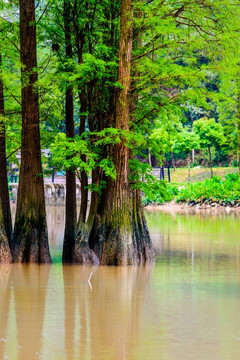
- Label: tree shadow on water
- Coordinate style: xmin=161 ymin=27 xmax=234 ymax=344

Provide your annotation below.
xmin=0 ymin=265 xmax=12 ymax=359
xmin=12 ymin=264 xmax=50 ymax=360
xmin=63 ymin=265 xmax=154 ymax=360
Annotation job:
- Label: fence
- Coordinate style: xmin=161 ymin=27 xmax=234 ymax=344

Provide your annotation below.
xmin=159 ymin=166 xmax=171 ymax=182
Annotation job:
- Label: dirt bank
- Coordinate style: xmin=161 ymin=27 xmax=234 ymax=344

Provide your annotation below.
xmin=145 ymin=201 xmax=240 ymax=213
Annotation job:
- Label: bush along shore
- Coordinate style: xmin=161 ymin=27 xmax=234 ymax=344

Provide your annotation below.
xmin=143 ymin=173 xmax=240 ymax=208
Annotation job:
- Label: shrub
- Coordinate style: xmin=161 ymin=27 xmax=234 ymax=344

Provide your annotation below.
xmin=142 ymin=180 xmax=178 ymax=206
xmin=176 ymin=173 xmax=240 ymax=204
xmin=231 ymin=160 xmax=239 ymax=168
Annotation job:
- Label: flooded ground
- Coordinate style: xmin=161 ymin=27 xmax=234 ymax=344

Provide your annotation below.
xmin=1 ymin=206 xmax=240 ymax=359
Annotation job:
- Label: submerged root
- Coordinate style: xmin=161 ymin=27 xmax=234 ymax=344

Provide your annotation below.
xmin=88 ymin=189 xmax=156 ymax=266
xmin=97 ymin=230 xmax=155 ymax=266
xmin=13 ymin=227 xmax=51 ymax=263
xmin=74 ymin=224 xmax=100 ymax=266
xmin=0 ymin=234 xmax=12 ymax=264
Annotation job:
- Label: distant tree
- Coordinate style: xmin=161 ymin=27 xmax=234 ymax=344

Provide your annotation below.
xmin=193 ymin=118 xmax=225 ymax=178
xmin=149 ymin=116 xmax=183 ymax=169
xmin=173 ymin=129 xmax=200 ymax=184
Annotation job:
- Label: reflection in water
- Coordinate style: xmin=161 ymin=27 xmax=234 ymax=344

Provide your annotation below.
xmin=0 ymin=265 xmax=12 ymax=359
xmin=13 ymin=265 xmax=50 ymax=360
xmin=62 ymin=266 xmax=153 ymax=360
xmin=1 ymin=206 xmax=240 ymax=359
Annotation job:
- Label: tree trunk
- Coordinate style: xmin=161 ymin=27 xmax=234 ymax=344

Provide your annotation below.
xmin=237 ymin=83 xmax=240 ymax=174
xmin=73 ymin=89 xmax=100 ymax=265
xmin=88 ymin=0 xmax=155 ymax=265
xmin=78 ymin=90 xmax=88 ymax=226
xmin=13 ymin=0 xmax=51 ymax=263
xmin=171 ymin=151 xmax=176 ymax=171
xmin=71 ymin=91 xmax=100 ymax=265
xmin=192 ymin=149 xmax=195 ymax=163
xmin=187 ymin=151 xmax=191 ymax=184
xmin=0 ymin=200 xmax=12 ymax=263
xmin=0 ymin=52 xmax=12 ymax=247
xmin=62 ymin=0 xmax=77 ymax=263
xmin=148 ymin=148 xmax=152 ymax=166
xmin=73 ymin=6 xmax=89 ymax=228
xmin=208 ymin=146 xmax=213 ymax=178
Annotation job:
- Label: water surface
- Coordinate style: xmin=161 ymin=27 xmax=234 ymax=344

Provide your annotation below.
xmin=1 ymin=206 xmax=240 ymax=359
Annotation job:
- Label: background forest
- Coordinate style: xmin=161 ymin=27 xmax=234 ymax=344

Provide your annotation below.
xmin=1 ymin=0 xmax=240 ymax=265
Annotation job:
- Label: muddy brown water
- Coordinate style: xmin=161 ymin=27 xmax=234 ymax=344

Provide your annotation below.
xmin=1 ymin=206 xmax=240 ymax=359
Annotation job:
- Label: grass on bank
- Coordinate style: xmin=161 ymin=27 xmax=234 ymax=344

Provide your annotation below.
xmin=144 ymin=168 xmax=240 ymax=206
xmin=167 ymin=166 xmax=238 ymax=185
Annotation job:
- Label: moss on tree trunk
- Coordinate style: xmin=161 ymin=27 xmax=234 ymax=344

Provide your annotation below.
xmin=0 ymin=200 xmax=12 ymax=263
xmin=89 ymin=185 xmax=155 ymax=265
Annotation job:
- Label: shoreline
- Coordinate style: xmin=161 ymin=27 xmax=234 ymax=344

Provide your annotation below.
xmin=145 ymin=201 xmax=240 ymax=212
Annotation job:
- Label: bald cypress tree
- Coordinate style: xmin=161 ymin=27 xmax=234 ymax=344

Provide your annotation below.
xmin=0 ymin=52 xmax=12 ymax=248
xmin=13 ymin=0 xmax=51 ymax=263
xmin=88 ymin=0 xmax=155 ymax=265
xmin=62 ymin=0 xmax=77 ymax=263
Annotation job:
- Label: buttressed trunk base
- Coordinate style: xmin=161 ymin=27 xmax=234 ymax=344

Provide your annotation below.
xmin=13 ymin=215 xmax=51 ymax=263
xmin=89 ymin=187 xmax=155 ymax=266
xmin=0 ymin=203 xmax=12 ymax=263
xmin=0 ymin=234 xmax=12 ymax=264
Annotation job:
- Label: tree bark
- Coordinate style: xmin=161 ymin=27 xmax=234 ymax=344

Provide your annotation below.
xmin=62 ymin=0 xmax=77 ymax=263
xmin=0 ymin=200 xmax=12 ymax=263
xmin=171 ymin=151 xmax=176 ymax=171
xmin=72 ymin=1 xmax=89 ymax=226
xmin=71 ymin=91 xmax=100 ymax=265
xmin=0 ymin=52 xmax=12 ymax=247
xmin=13 ymin=0 xmax=51 ymax=263
xmin=78 ymin=90 xmax=88 ymax=226
xmin=148 ymin=148 xmax=152 ymax=166
xmin=88 ymin=0 xmax=155 ymax=265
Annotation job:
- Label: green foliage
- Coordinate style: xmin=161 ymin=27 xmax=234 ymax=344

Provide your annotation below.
xmin=173 ymin=128 xmax=200 ymax=154
xmin=142 ymin=180 xmax=178 ymax=206
xmin=50 ymin=133 xmax=96 ymax=174
xmin=176 ymin=173 xmax=240 ymax=205
xmin=50 ymin=132 xmax=119 ymax=180
xmin=2 ymin=0 xmax=240 ymax=190
xmin=193 ymin=117 xmax=225 ymax=149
